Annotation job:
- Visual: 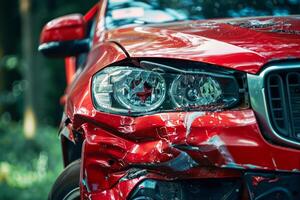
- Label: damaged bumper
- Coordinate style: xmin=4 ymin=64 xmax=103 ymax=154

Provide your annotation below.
xmin=79 ymin=109 xmax=300 ymax=199
xmin=84 ymin=172 xmax=300 ymax=200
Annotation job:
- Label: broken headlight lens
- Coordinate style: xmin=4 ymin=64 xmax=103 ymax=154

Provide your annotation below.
xmin=92 ymin=66 xmax=240 ymax=115
xmin=171 ymin=75 xmax=223 ymax=107
xmin=92 ymin=67 xmax=166 ymax=113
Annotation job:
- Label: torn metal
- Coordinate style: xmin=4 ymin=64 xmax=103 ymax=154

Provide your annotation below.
xmin=78 ymin=109 xmax=300 ymax=199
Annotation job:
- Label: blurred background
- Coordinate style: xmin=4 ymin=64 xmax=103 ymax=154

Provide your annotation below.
xmin=0 ymin=0 xmax=299 ymax=199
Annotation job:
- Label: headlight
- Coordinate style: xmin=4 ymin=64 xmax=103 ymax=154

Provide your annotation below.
xmin=171 ymin=75 xmax=222 ymax=107
xmin=92 ymin=67 xmax=166 ymax=113
xmin=92 ymin=63 xmax=242 ymax=115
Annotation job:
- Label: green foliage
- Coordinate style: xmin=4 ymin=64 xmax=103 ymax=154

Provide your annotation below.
xmin=0 ymin=1 xmax=98 ymax=199
xmin=0 ymin=122 xmax=62 ymax=200
xmin=0 ymin=0 xmax=99 ymax=126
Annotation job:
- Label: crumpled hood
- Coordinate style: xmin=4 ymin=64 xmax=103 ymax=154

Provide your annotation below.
xmin=105 ymin=16 xmax=300 ymax=74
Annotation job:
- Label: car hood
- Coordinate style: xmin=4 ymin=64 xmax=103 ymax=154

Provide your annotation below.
xmin=105 ymin=16 xmax=300 ymax=74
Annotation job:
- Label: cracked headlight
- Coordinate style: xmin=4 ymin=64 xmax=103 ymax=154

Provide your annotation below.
xmin=92 ymin=67 xmax=166 ymax=113
xmin=92 ymin=64 xmax=241 ymax=115
xmin=171 ymin=75 xmax=223 ymax=107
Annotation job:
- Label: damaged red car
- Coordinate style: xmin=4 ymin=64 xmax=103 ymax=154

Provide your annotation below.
xmin=39 ymin=0 xmax=300 ymax=199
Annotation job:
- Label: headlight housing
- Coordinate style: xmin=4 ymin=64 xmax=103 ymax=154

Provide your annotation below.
xmin=92 ymin=61 xmax=243 ymax=115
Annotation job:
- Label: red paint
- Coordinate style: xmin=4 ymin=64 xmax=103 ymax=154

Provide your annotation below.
xmin=103 ymin=16 xmax=300 ymax=74
xmin=65 ymin=57 xmax=76 ymax=85
xmin=39 ymin=1 xmax=300 ymax=200
xmin=76 ymin=109 xmax=300 ymax=199
xmin=83 ymin=3 xmax=99 ymax=22
xmin=252 ymin=176 xmax=269 ymax=187
xmin=40 ymin=14 xmax=86 ymax=44
xmin=252 ymin=176 xmax=280 ymax=187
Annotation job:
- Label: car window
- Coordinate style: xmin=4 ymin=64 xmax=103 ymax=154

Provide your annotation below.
xmin=105 ymin=0 xmax=300 ymax=29
xmin=106 ymin=0 xmax=186 ymax=29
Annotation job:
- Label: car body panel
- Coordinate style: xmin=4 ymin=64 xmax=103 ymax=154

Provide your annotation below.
xmin=78 ymin=109 xmax=300 ymax=199
xmin=43 ymin=1 xmax=300 ymax=200
xmin=40 ymin=14 xmax=86 ymax=44
xmin=103 ymin=16 xmax=300 ymax=74
xmin=65 ymin=42 xmax=127 ymax=122
xmin=72 ymin=13 xmax=300 ymax=200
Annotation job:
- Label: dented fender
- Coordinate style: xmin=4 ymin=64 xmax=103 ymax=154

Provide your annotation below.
xmin=77 ymin=109 xmax=300 ymax=198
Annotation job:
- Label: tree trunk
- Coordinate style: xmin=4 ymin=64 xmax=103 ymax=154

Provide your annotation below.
xmin=20 ymin=0 xmax=36 ymax=138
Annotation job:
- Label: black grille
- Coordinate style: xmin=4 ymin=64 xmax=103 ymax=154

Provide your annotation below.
xmin=266 ymin=71 xmax=300 ymax=141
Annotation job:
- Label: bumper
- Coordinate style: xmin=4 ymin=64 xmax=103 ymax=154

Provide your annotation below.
xmin=79 ymin=109 xmax=300 ymax=199
xmin=84 ymin=172 xmax=300 ymax=200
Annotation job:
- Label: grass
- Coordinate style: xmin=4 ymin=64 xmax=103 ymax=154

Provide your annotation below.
xmin=0 ymin=122 xmax=63 ymax=200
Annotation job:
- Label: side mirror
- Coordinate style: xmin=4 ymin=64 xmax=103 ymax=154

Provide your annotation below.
xmin=39 ymin=14 xmax=90 ymax=57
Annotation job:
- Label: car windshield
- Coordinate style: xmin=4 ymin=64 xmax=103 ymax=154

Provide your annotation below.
xmin=106 ymin=0 xmax=300 ymax=29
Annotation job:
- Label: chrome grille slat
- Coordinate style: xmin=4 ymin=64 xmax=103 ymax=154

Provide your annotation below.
xmin=265 ymin=72 xmax=300 ymax=139
xmin=286 ymin=72 xmax=300 ymax=138
xmin=247 ymin=62 xmax=300 ymax=149
xmin=266 ymin=73 xmax=290 ymax=136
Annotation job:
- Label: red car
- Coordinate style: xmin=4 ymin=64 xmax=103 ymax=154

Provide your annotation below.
xmin=39 ymin=0 xmax=300 ymax=199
